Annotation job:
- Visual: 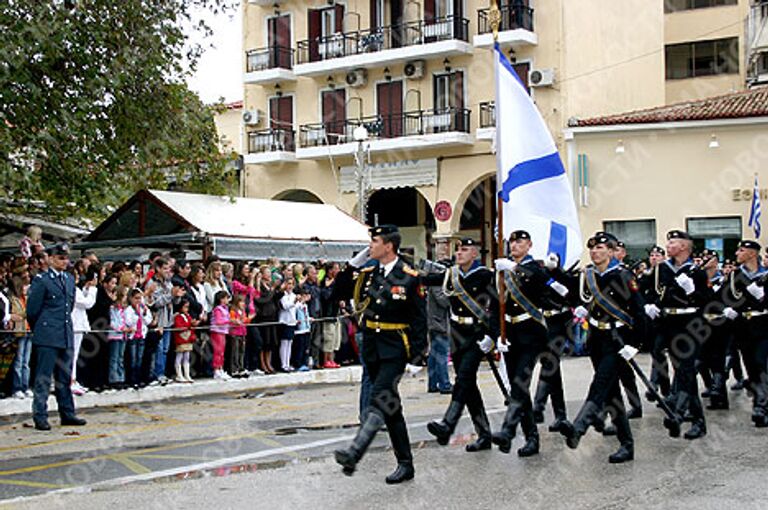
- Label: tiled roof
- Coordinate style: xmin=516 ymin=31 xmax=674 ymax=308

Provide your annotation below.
xmin=572 ymin=86 xmax=768 ymax=127
xmin=224 ymin=100 xmax=243 ymax=110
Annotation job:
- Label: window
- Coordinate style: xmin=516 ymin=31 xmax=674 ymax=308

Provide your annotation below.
xmin=434 ymin=0 xmax=453 ymax=18
xmin=321 ymin=8 xmax=336 ymax=38
xmin=686 ymin=216 xmax=741 ymax=260
xmin=758 ymin=52 xmax=768 ymax=75
xmin=603 ymin=220 xmax=657 ymax=263
xmin=664 ymin=0 xmax=737 ymax=13
xmin=665 ymin=37 xmax=739 ymax=79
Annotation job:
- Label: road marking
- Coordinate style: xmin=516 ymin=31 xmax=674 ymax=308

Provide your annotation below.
xmin=107 ymin=455 xmax=152 ymax=475
xmin=0 ymin=479 xmax=70 ymax=489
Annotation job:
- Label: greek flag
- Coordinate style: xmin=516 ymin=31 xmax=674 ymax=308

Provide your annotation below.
xmin=748 ymin=174 xmax=761 ymax=238
xmin=494 ymin=44 xmax=582 ymax=267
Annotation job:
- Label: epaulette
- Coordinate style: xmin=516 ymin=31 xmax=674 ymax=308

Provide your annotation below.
xmin=359 ymin=266 xmax=375 ymax=273
xmin=402 ymin=264 xmax=419 ymax=277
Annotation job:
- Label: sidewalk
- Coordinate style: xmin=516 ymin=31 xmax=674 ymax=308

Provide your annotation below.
xmin=0 ymin=366 xmax=363 ymax=418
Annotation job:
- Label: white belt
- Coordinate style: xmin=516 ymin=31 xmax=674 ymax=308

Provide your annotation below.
xmin=588 ymin=317 xmax=625 ymax=330
xmin=450 ymin=313 xmax=475 ymax=325
xmin=744 ymin=310 xmax=768 ymax=319
xmin=663 ymin=307 xmax=698 ymax=316
xmin=505 ymin=313 xmax=532 ymax=324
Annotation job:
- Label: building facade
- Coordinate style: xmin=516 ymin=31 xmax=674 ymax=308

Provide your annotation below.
xmin=236 ymin=0 xmax=760 ymax=262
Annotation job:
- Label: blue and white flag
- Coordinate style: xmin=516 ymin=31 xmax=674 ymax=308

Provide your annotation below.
xmin=494 ymin=44 xmax=582 ymax=267
xmin=748 ymin=174 xmax=761 ymax=238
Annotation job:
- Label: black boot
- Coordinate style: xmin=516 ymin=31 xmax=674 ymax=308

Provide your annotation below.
xmin=663 ymin=416 xmax=681 ymax=438
xmin=427 ymin=400 xmax=463 ymax=446
xmin=532 ymin=380 xmax=549 ymax=424
xmin=385 ymin=462 xmax=415 ymax=484
xmin=334 ymin=411 xmax=384 ymax=476
xmin=548 ymin=417 xmax=567 ymax=433
xmin=609 ymin=412 xmax=634 ymax=463
xmin=684 ymin=419 xmax=707 ymax=440
xmin=559 ymin=402 xmax=598 ymax=450
xmin=465 ymin=407 xmax=492 ymax=452
xmin=608 ymin=443 xmax=634 ymax=463
xmin=707 ymin=373 xmax=729 ymax=410
xmin=491 ymin=403 xmax=520 ymax=454
xmin=627 ymin=407 xmax=643 ymax=419
xmin=517 ymin=430 xmax=540 ymax=457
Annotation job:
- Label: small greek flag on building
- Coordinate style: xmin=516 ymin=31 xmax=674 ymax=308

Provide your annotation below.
xmin=494 ymin=44 xmax=582 ymax=267
xmin=748 ymin=174 xmax=762 ymax=238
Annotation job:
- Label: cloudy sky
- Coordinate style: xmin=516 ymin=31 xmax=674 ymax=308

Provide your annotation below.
xmin=186 ymin=5 xmax=243 ymax=105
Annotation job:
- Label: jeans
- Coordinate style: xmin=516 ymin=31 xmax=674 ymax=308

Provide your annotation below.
xmin=427 ymin=332 xmax=451 ymax=391
xmin=127 ymin=337 xmax=145 ymax=385
xmin=153 ymin=329 xmax=172 ymax=379
xmin=12 ymin=335 xmax=32 ymax=393
xmin=108 ymin=341 xmax=126 ymax=384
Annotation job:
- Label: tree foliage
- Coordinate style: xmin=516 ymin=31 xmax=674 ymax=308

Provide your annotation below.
xmin=0 ymin=0 xmax=237 ymax=221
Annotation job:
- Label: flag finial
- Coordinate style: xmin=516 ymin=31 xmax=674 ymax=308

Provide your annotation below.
xmin=489 ymin=1 xmax=501 ymax=41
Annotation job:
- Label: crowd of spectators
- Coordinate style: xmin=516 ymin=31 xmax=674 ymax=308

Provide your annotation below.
xmin=0 ymin=227 xmax=364 ymax=399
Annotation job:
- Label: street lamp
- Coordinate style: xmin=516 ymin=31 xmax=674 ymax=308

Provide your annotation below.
xmin=353 ymin=125 xmax=370 ymax=223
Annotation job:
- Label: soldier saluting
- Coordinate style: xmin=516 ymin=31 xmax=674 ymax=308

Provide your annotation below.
xmin=559 ymin=232 xmax=643 ymax=463
xmin=422 ymin=238 xmax=499 ymax=452
xmin=333 ymin=225 xmax=427 ymax=484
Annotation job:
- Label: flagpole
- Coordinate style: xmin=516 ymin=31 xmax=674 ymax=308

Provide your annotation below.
xmin=490 ymin=0 xmax=507 ymax=349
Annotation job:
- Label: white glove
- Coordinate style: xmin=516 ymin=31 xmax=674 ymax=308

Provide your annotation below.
xmin=549 ymin=280 xmax=569 ymax=297
xmin=618 ymin=345 xmax=639 ymax=361
xmin=477 ymin=335 xmax=494 ymax=354
xmin=544 ymin=253 xmax=559 ymax=270
xmin=494 ymin=258 xmax=517 ymax=272
xmin=497 ymin=337 xmax=509 ymax=353
xmin=722 ymin=307 xmax=738 ymax=320
xmin=645 ymin=303 xmax=661 ymax=320
xmin=573 ymin=306 xmax=589 ymax=319
xmin=747 ymin=282 xmax=765 ymax=301
xmin=675 ymin=273 xmax=695 ymax=295
xmin=348 ymin=247 xmax=370 ymax=268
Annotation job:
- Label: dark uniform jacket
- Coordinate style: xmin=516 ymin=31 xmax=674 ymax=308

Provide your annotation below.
xmin=721 ymin=265 xmax=767 ymax=315
xmin=647 ymin=258 xmax=709 ymax=310
xmin=499 ymin=256 xmax=551 ymax=345
xmin=26 ymin=268 xmax=76 ymax=349
xmin=422 ymin=261 xmax=499 ymax=352
xmin=336 ymin=258 xmax=427 ymax=365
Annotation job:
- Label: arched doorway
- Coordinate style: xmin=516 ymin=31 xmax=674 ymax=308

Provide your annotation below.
xmin=366 ymin=187 xmax=435 ymax=263
xmin=456 ymin=175 xmax=498 ymax=264
xmin=272 ymin=189 xmax=323 ymax=203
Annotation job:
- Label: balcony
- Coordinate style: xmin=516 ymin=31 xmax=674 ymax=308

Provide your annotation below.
xmin=477 ymin=101 xmax=495 ymax=140
xmin=294 ymin=16 xmax=472 ymax=76
xmin=474 ymin=5 xmax=537 ymax=48
xmin=243 ymin=46 xmax=296 ymax=85
xmin=243 ymin=128 xmax=297 ymax=164
xmin=296 ymin=108 xmax=473 ymax=159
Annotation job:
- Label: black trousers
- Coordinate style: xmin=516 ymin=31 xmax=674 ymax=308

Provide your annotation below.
xmin=702 ymin=320 xmax=728 ymax=381
xmin=32 ymin=345 xmax=76 ymax=423
xmin=450 ymin=344 xmax=488 ymax=421
xmin=502 ymin=321 xmax=546 ymax=438
xmin=663 ymin=315 xmax=705 ymax=423
xmin=534 ymin=313 xmax=568 ymax=419
xmin=618 ymin=358 xmax=642 ymax=411
xmin=735 ymin=316 xmax=768 ymax=414
xmin=649 ymin=327 xmax=671 ymax=396
xmin=366 ymin=357 xmax=412 ymax=464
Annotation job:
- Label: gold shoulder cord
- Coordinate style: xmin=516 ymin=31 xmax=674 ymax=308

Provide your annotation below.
xmin=654 ymin=264 xmax=666 ymax=299
xmin=442 ymin=266 xmax=456 ymax=297
xmin=730 ymin=273 xmax=742 ymax=300
xmin=579 ymin=270 xmax=593 ymax=303
xmin=352 ymin=271 xmax=371 ymax=316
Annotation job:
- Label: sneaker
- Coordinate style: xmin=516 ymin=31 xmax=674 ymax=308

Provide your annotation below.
xmin=148 ymin=380 xmax=161 ymax=387
xmin=72 ymin=382 xmax=88 ymax=394
xmin=298 ymin=365 xmax=310 ymax=372
xmin=323 ymin=361 xmax=340 ymax=369
xmin=222 ymin=371 xmax=232 ymax=380
xmin=12 ymin=391 xmax=25 ymax=399
xmin=24 ymin=389 xmax=33 ymax=398
xmin=250 ymin=369 xmax=265 ymax=377
xmin=71 ymin=385 xmax=85 ymax=396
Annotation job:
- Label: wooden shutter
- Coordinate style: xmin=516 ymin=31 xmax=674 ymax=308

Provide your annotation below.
xmin=424 ymin=0 xmax=436 ymax=20
xmin=513 ymin=62 xmax=531 ymax=94
xmin=308 ymin=9 xmax=321 ymax=62
xmin=270 ymin=15 xmax=291 ymax=68
xmin=334 ymin=4 xmax=345 ymax=32
xmin=322 ymin=89 xmax=346 ymax=141
xmin=370 ymin=0 xmax=379 ymax=29
xmin=452 ymin=71 xmax=465 ymax=131
xmin=377 ymin=81 xmax=403 ymax=138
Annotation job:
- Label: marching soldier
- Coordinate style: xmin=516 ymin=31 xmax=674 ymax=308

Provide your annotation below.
xmin=333 ymin=225 xmax=428 ymax=484
xmin=644 ymin=230 xmax=709 ymax=440
xmin=613 ymin=238 xmax=642 ymax=419
xmin=423 ymin=238 xmax=500 ymax=452
xmin=559 ymin=232 xmax=643 ymax=463
xmin=719 ymin=240 xmax=768 ymax=427
xmin=639 ymin=245 xmax=671 ymax=401
xmin=700 ymin=250 xmax=728 ymax=410
xmin=492 ymin=230 xmax=567 ymax=457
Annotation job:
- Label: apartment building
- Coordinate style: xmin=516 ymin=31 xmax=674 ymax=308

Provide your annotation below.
xmin=236 ymin=0 xmax=759 ymax=261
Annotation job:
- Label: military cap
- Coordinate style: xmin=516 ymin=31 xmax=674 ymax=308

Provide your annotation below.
xmin=458 ymin=237 xmax=480 ymax=248
xmin=617 ymin=241 xmax=626 ymax=249
xmin=666 ymin=230 xmax=692 ymax=241
xmin=369 ymin=224 xmax=399 ymax=237
xmin=649 ymin=245 xmax=665 ymax=256
xmin=738 ymin=240 xmax=762 ymax=251
xmin=723 ymin=258 xmax=735 ymax=266
xmin=47 ymin=243 xmax=71 ymax=256
xmin=587 ymin=231 xmax=617 ymax=248
xmin=702 ymin=249 xmax=719 ymax=260
xmin=509 ymin=230 xmax=531 ymax=241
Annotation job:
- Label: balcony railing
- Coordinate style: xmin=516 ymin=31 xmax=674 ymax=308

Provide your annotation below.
xmin=478 ymin=4 xmax=534 ymax=34
xmin=296 ymin=16 xmax=469 ymax=64
xmin=299 ymin=108 xmax=471 ymax=147
xmin=248 ymin=127 xmax=295 ymax=153
xmin=479 ymin=101 xmax=495 ymax=128
xmin=245 ymin=46 xmax=294 ymax=72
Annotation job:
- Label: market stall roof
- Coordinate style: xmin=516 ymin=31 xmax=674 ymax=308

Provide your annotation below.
xmin=79 ymin=189 xmax=370 ymax=261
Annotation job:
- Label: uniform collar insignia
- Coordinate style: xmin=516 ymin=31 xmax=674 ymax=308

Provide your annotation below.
xmin=459 ymin=260 xmax=482 ymax=278
xmin=520 ymin=255 xmax=535 ymax=265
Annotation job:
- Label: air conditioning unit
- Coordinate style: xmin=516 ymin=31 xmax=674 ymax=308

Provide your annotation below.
xmin=345 ymin=68 xmax=368 ymax=88
xmin=529 ymin=68 xmax=555 ymax=87
xmin=242 ymin=109 xmax=262 ymax=125
xmin=404 ymin=60 xmax=425 ymax=80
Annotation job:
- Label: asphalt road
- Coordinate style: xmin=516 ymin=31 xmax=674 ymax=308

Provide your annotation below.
xmin=1 ymin=354 xmax=767 ymax=509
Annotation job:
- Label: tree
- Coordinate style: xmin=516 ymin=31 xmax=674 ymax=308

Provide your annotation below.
xmin=0 ymin=0 xmax=237 ymax=221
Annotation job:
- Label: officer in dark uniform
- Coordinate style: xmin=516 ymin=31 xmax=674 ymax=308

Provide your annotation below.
xmin=644 ymin=230 xmax=709 ymax=439
xmin=423 ymin=238 xmax=499 ymax=452
xmin=719 ymin=240 xmax=768 ymax=426
xmin=26 ymin=243 xmax=87 ymax=431
xmin=492 ymin=230 xmax=561 ymax=458
xmin=333 ymin=225 xmax=427 ymax=484
xmin=532 ymin=252 xmax=573 ymax=433
xmin=559 ymin=232 xmax=643 ymax=463
xmin=639 ymin=245 xmax=671 ymax=401
xmin=700 ymin=249 xmax=729 ymax=410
